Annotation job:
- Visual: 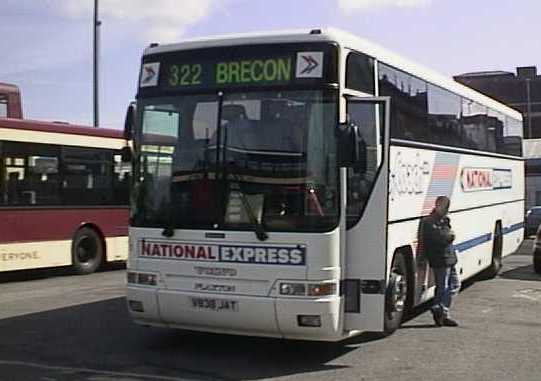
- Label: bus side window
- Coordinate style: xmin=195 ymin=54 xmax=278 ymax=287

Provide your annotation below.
xmin=345 ymin=52 xmax=375 ymax=94
xmin=3 ymin=156 xmax=26 ymax=205
xmin=6 ymin=171 xmax=21 ymax=205
xmin=114 ymin=153 xmax=131 ymax=204
xmin=345 ymin=100 xmax=381 ymax=229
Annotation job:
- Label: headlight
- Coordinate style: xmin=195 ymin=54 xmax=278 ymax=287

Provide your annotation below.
xmin=279 ymin=281 xmax=336 ymax=296
xmin=280 ymin=282 xmax=306 ymax=296
xmin=127 ymin=271 xmax=158 ymax=286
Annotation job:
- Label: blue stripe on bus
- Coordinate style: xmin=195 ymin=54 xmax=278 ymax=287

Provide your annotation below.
xmin=502 ymin=222 xmax=524 ymax=235
xmin=452 ymin=222 xmax=524 ymax=253
xmin=453 ymin=234 xmax=492 ymax=253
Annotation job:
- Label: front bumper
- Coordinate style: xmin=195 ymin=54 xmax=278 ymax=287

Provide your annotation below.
xmin=126 ymin=286 xmax=343 ymax=341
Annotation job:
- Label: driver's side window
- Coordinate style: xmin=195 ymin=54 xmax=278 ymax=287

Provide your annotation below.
xmin=346 ymin=100 xmax=382 ymax=228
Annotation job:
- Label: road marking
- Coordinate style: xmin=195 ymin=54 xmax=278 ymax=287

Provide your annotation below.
xmin=513 ymin=288 xmax=541 ymax=302
xmin=0 ymin=360 xmax=202 ymax=381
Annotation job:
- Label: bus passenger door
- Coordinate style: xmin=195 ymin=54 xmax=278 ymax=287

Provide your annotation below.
xmin=342 ymin=97 xmax=390 ymax=333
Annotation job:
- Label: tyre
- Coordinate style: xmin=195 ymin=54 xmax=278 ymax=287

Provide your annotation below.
xmin=383 ymin=253 xmax=409 ymax=335
xmin=534 ymin=250 xmax=541 ymax=274
xmin=482 ymin=223 xmax=503 ymax=279
xmin=71 ymin=227 xmax=104 ymax=275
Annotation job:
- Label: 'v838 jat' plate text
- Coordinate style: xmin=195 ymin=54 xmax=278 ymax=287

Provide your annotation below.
xmin=190 ymin=297 xmax=239 ymax=312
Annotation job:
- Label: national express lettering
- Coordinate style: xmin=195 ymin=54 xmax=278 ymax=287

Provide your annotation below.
xmin=141 ymin=241 xmax=216 ymax=261
xmin=140 ymin=241 xmax=305 ymax=265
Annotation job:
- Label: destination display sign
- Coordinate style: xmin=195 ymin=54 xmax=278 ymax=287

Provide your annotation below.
xmin=139 ymin=43 xmax=338 ymax=91
xmin=167 ymin=57 xmax=294 ymax=88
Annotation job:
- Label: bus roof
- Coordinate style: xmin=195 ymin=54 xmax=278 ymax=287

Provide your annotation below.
xmin=0 ymin=117 xmax=124 ymax=139
xmin=144 ymin=27 xmax=522 ymax=121
xmin=0 ymin=118 xmax=125 ymax=150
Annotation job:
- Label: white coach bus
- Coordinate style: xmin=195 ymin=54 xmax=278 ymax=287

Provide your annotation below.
xmin=125 ymin=28 xmax=524 ymax=341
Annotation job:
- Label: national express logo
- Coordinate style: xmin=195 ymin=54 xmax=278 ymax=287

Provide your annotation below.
xmin=139 ymin=240 xmax=306 ymax=266
xmin=460 ymin=167 xmax=512 ymax=192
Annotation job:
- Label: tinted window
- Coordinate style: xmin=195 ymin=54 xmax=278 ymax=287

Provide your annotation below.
xmin=427 ymin=84 xmax=461 ymax=147
xmin=504 ymin=116 xmax=523 ymax=156
xmin=346 ymin=52 xmax=375 ymax=94
xmin=0 ymin=142 xmax=129 ymax=207
xmin=461 ymin=100 xmax=487 ymax=150
xmin=487 ymin=109 xmax=505 ymax=153
xmin=378 ymin=62 xmax=523 ymax=156
xmin=62 ymin=148 xmax=114 ymax=205
xmin=113 ymin=154 xmax=131 ymax=204
xmin=346 ymin=100 xmax=383 ymax=228
xmin=378 ymin=63 xmax=427 ymax=141
xmin=1 ymin=142 xmax=61 ymax=206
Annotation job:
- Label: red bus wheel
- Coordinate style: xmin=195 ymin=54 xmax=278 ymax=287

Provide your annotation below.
xmin=71 ymin=227 xmax=104 ymax=275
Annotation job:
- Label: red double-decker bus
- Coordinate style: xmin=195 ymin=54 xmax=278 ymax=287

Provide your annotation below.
xmin=0 ymin=84 xmax=130 ymax=274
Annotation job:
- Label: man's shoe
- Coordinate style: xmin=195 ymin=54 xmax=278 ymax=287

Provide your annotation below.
xmin=431 ymin=309 xmax=443 ymax=327
xmin=442 ymin=317 xmax=459 ymax=327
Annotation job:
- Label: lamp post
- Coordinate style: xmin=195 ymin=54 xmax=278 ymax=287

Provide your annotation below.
xmin=526 ymin=77 xmax=532 ymax=138
xmin=93 ymin=0 xmax=101 ymax=127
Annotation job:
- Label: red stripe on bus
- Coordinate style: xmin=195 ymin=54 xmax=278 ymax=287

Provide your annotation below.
xmin=0 ymin=208 xmax=128 ymax=244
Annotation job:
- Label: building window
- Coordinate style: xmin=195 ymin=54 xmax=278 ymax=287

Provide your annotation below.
xmin=0 ymin=96 xmax=7 ymax=118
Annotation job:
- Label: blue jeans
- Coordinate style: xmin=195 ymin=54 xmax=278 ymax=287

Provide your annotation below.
xmin=449 ymin=265 xmax=461 ymax=295
xmin=432 ymin=266 xmax=453 ymax=316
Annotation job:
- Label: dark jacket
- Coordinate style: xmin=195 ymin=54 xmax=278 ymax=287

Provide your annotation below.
xmin=421 ymin=212 xmax=457 ymax=268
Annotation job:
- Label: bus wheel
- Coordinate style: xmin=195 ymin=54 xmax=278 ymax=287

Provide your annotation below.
xmin=384 ymin=253 xmax=409 ymax=335
xmin=71 ymin=227 xmax=104 ymax=275
xmin=483 ymin=223 xmax=503 ymax=279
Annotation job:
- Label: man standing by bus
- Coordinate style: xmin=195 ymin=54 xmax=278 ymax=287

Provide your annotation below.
xmin=422 ymin=196 xmax=459 ymax=327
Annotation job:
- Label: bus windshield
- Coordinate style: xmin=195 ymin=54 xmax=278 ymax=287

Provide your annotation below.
xmin=132 ymin=89 xmax=339 ymax=233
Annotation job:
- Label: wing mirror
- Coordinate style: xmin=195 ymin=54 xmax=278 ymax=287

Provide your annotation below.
xmin=124 ymin=102 xmax=135 ymax=140
xmin=337 ymin=121 xmax=367 ymax=173
xmin=121 ymin=103 xmax=135 ymax=162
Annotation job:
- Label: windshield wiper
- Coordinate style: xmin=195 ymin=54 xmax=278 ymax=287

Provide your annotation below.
xmin=228 ymin=178 xmax=268 ymax=241
xmin=237 ymin=183 xmax=268 ymax=241
xmin=161 ymin=184 xmax=176 ymax=237
xmin=224 ymin=159 xmax=268 ymax=241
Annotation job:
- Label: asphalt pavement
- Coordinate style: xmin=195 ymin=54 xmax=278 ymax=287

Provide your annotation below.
xmin=0 ymin=241 xmax=540 ymax=381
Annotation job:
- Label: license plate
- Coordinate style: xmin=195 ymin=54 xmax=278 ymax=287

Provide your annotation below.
xmin=190 ymin=297 xmax=238 ymax=312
